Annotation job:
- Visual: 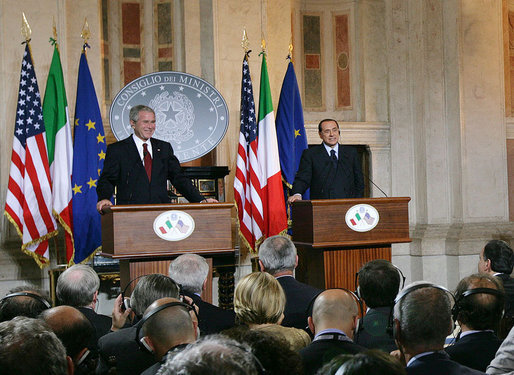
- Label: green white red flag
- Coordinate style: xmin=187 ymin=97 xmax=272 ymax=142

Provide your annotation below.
xmin=43 ymin=43 xmax=74 ymax=265
xmin=256 ymin=53 xmax=287 ymax=238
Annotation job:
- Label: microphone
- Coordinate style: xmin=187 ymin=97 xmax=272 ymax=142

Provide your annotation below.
xmin=363 ymin=172 xmax=388 ymax=197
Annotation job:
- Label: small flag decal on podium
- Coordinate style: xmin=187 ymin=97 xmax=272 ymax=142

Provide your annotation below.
xmin=345 ymin=204 xmax=380 ymax=232
xmin=154 ymin=210 xmax=195 ymax=241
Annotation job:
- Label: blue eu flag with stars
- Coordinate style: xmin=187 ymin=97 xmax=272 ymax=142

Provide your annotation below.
xmin=71 ymin=51 xmax=106 ymax=264
xmin=276 ymin=61 xmax=309 ymax=200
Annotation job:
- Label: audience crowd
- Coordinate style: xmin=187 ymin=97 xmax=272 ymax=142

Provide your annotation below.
xmin=1 ymin=237 xmax=514 ymax=375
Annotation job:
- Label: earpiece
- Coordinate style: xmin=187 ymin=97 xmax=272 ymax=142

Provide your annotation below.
xmin=0 ymin=292 xmax=51 ymax=309
xmin=393 ymin=283 xmax=456 ymax=340
xmin=451 ymin=287 xmax=504 ymax=322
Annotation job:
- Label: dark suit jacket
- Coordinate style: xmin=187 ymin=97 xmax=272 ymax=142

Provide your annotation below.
xmin=495 ymin=274 xmax=514 ymax=338
xmin=277 ymin=276 xmax=322 ymax=330
xmin=299 ymin=334 xmax=365 ymax=375
xmin=77 ymin=307 xmax=111 ymax=345
xmin=354 ymin=306 xmax=397 ymax=353
xmin=185 ymin=292 xmax=235 ymax=335
xmin=444 ymin=331 xmax=501 ymax=372
xmin=406 ymin=351 xmax=486 ymax=375
xmin=291 ymin=143 xmax=364 ymax=199
xmin=97 ymin=136 xmax=204 ymax=204
xmin=140 ymin=344 xmax=188 ymax=375
xmin=96 ymin=323 xmax=156 ymax=375
xmin=497 ymin=274 xmax=514 ymax=317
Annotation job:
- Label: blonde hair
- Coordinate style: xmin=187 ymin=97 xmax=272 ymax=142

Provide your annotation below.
xmin=234 ymin=272 xmax=286 ymax=325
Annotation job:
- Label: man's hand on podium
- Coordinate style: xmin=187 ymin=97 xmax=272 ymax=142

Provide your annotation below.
xmin=287 ymin=194 xmax=302 ymax=204
xmin=97 ymin=199 xmax=113 ymax=214
xmin=201 ymin=198 xmax=218 ymax=203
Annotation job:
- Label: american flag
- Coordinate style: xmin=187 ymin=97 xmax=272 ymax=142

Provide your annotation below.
xmin=4 ymin=44 xmax=58 ymax=267
xmin=234 ymin=53 xmax=264 ymax=251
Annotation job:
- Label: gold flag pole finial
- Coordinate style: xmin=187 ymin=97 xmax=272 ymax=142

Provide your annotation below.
xmin=288 ymin=42 xmax=293 ymax=60
xmin=261 ymin=38 xmax=266 ymax=54
xmin=241 ymin=28 xmax=250 ymax=53
xmin=81 ymin=18 xmax=90 ymax=44
xmin=52 ymin=17 xmax=57 ymax=41
xmin=81 ymin=18 xmax=91 ymax=54
xmin=21 ymin=12 xmax=32 ymax=43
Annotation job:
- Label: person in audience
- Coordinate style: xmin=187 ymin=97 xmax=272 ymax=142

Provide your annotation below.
xmin=0 ymin=285 xmax=51 ymax=321
xmin=300 ymin=289 xmax=365 ymax=374
xmin=317 ymin=349 xmax=406 ymax=375
xmin=97 ymin=274 xmax=180 ymax=375
xmin=354 ymin=259 xmax=402 ymax=352
xmin=140 ymin=297 xmax=198 ymax=375
xmin=234 ymin=271 xmax=311 ymax=351
xmin=487 ymin=326 xmax=514 ymax=374
xmin=258 ymin=235 xmax=321 ymax=330
xmin=445 ymin=274 xmax=504 ymax=372
xmin=168 ymin=253 xmax=235 ymax=334
xmin=56 ymin=264 xmax=111 ymax=341
xmin=40 ymin=305 xmax=97 ymax=375
xmin=394 ymin=281 xmax=484 ymax=374
xmin=157 ymin=335 xmax=260 ymax=375
xmin=222 ymin=325 xmax=305 ymax=375
xmin=0 ymin=316 xmax=72 ymax=375
xmin=478 ymin=240 xmax=514 ymax=338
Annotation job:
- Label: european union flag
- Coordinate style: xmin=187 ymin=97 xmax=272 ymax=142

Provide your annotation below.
xmin=71 ymin=51 xmax=106 ymax=264
xmin=276 ymin=61 xmax=309 ymax=200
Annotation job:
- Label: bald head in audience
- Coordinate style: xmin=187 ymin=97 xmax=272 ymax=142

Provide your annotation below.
xmin=141 ymin=297 xmax=198 ymax=360
xmin=308 ymin=289 xmax=359 ymax=339
xmin=40 ymin=306 xmax=95 ymax=371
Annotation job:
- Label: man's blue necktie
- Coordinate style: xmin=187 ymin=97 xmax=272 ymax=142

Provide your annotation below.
xmin=330 ymin=149 xmax=337 ymax=168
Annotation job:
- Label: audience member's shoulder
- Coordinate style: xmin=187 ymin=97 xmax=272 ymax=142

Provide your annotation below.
xmin=278 ymin=276 xmax=321 ymax=293
xmin=256 ymin=324 xmax=311 ymax=351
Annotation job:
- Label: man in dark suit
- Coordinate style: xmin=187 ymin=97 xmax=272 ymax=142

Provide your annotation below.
xmin=445 ymin=274 xmax=504 ymax=372
xmin=478 ymin=240 xmax=514 ymax=338
xmin=394 ymin=282 xmax=484 ymax=375
xmin=96 ymin=105 xmax=216 ymax=212
xmin=300 ymin=289 xmax=365 ymax=374
xmin=168 ymin=253 xmax=235 ymax=335
xmin=354 ymin=259 xmax=402 ymax=353
xmin=96 ymin=274 xmax=180 ymax=375
xmin=258 ymin=235 xmax=321 ymax=330
xmin=288 ymin=118 xmax=364 ymax=203
xmin=56 ymin=265 xmax=112 ymax=346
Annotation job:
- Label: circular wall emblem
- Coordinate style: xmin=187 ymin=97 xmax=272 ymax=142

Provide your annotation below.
xmin=110 ymin=71 xmax=229 ymax=163
xmin=345 ymin=204 xmax=380 ymax=232
xmin=153 ymin=210 xmax=195 ymax=241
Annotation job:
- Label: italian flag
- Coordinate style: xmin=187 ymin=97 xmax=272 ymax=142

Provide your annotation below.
xmin=43 ymin=44 xmax=74 ymax=265
xmin=257 ymin=54 xmax=287 ymax=238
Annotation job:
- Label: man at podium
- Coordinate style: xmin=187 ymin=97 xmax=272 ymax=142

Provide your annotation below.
xmin=96 ymin=105 xmax=216 ymax=212
xmin=288 ymin=119 xmax=364 ymax=203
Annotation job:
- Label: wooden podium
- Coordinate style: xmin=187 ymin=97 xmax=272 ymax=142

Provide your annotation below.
xmin=292 ymin=197 xmax=410 ymax=291
xmin=100 ymin=203 xmax=235 ymax=306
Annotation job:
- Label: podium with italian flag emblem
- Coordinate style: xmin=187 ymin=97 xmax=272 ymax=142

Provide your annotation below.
xmin=291 ymin=197 xmax=411 ymax=291
xmin=100 ymin=203 xmax=235 ymax=306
